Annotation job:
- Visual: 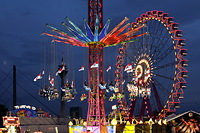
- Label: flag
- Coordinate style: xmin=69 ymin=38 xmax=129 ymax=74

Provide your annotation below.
xmin=91 ymin=61 xmax=98 ymax=68
xmin=78 ymin=65 xmax=84 ymax=71
xmin=50 ymin=77 xmax=54 ymax=86
xmin=42 ymin=69 xmax=45 ymax=75
xmin=106 ymin=65 xmax=111 ymax=72
xmin=127 ymin=68 xmax=133 ymax=73
xmin=34 ymin=73 xmax=42 ymax=81
xmin=56 ymin=64 xmax=65 ymax=76
xmin=71 ymin=80 xmax=74 ymax=88
xmin=124 ymin=63 xmax=132 ymax=71
xmin=48 ymin=72 xmax=51 ymax=80
xmin=122 ymin=79 xmax=125 ymax=85
xmin=145 ymin=68 xmax=150 ymax=79
xmin=132 ymin=76 xmax=138 ymax=82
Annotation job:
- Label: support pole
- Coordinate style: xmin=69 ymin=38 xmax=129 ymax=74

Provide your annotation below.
xmin=139 ymin=98 xmax=145 ymax=120
xmin=151 ymin=79 xmax=162 ymax=112
xmin=128 ymin=98 xmax=136 ymax=123
xmin=13 ymin=65 xmax=16 ymax=110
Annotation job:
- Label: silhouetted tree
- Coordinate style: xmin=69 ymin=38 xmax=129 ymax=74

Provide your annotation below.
xmin=0 ymin=104 xmax=8 ymax=128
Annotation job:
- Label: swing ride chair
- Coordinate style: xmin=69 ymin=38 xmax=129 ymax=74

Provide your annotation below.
xmin=38 ymin=85 xmax=60 ymax=101
xmin=42 ymin=9 xmax=187 ymax=132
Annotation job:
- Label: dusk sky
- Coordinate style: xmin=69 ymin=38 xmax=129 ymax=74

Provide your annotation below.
xmin=0 ymin=0 xmax=200 ymax=118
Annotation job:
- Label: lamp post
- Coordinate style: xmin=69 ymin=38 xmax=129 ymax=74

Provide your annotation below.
xmin=68 ymin=121 xmax=73 ymax=133
xmin=111 ymin=119 xmax=117 ymax=133
xmin=148 ymin=118 xmax=154 ymax=133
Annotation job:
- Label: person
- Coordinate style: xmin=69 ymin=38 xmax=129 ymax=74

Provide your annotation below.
xmin=80 ymin=93 xmax=87 ymax=101
xmin=83 ymin=80 xmax=91 ymax=91
xmin=109 ymin=81 xmax=114 ymax=91
xmin=43 ymin=86 xmax=48 ymax=98
xmin=53 ymin=88 xmax=59 ymax=99
xmin=99 ymin=81 xmax=106 ymax=89
xmin=109 ymin=93 xmax=116 ymax=101
xmin=39 ymin=89 xmax=43 ymax=98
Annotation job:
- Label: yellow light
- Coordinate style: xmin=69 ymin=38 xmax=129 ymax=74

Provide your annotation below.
xmin=158 ymin=119 xmax=162 ymax=125
xmin=148 ymin=118 xmax=154 ymax=125
xmin=163 ymin=119 xmax=167 ymax=125
xmin=126 ymin=121 xmax=130 ymax=125
xmin=68 ymin=121 xmax=73 ymax=126
xmin=111 ymin=119 xmax=117 ymax=126
xmin=83 ymin=121 xmax=86 ymax=126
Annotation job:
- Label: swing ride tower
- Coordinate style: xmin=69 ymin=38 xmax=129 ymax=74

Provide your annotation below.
xmin=86 ymin=0 xmax=107 ymax=132
xmin=43 ymin=0 xmax=147 ymax=132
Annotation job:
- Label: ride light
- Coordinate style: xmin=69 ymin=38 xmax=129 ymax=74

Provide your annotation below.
xmin=167 ymin=17 xmax=174 ymax=24
xmin=172 ymin=23 xmax=179 ymax=30
xmin=180 ymin=83 xmax=186 ymax=89
xmin=157 ymin=11 xmax=163 ymax=17
xmin=175 ymin=30 xmax=182 ymax=37
xmin=181 ymin=49 xmax=187 ymax=56
xmin=178 ymin=39 xmax=186 ymax=46
xmin=181 ymin=60 xmax=188 ymax=67
xmin=181 ymin=71 xmax=188 ymax=78
xmin=178 ymin=93 xmax=184 ymax=99
xmin=174 ymin=103 xmax=180 ymax=108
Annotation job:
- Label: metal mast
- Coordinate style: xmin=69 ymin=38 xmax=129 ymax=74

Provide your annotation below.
xmin=88 ymin=0 xmax=103 ymax=32
xmin=86 ymin=0 xmax=107 ymax=132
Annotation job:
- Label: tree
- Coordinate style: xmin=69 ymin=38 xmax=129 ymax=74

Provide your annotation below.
xmin=0 ymin=104 xmax=8 ymax=128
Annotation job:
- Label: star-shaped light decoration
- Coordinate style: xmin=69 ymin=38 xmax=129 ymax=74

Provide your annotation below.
xmin=43 ymin=15 xmax=147 ymax=47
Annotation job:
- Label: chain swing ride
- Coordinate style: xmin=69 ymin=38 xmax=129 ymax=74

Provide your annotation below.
xmin=33 ymin=0 xmax=187 ymax=132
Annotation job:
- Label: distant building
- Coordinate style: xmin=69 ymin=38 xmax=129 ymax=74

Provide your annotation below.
xmin=70 ymin=106 xmax=82 ymax=119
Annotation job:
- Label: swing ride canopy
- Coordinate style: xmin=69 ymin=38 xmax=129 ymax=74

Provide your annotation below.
xmin=43 ymin=16 xmax=147 ymax=48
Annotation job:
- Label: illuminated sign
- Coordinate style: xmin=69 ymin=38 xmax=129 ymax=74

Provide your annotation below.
xmin=3 ymin=117 xmax=20 ymax=127
xmin=14 ymin=105 xmax=36 ymax=110
xmin=13 ymin=109 xmax=37 ymax=117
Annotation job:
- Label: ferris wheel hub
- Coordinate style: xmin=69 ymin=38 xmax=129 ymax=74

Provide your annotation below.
xmin=135 ymin=56 xmax=152 ymax=84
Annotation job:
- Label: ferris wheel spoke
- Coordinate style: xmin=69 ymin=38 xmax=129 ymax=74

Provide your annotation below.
xmin=153 ymin=61 xmax=176 ymax=71
xmin=127 ymin=44 xmax=139 ymax=61
xmin=148 ymin=22 xmax=160 ymax=51
xmin=141 ymin=27 xmax=149 ymax=54
xmin=152 ymin=77 xmax=171 ymax=96
xmin=151 ymin=23 xmax=165 ymax=47
xmin=149 ymin=24 xmax=164 ymax=51
xmin=143 ymin=34 xmax=150 ymax=54
xmin=151 ymin=33 xmax=171 ymax=60
xmin=126 ymin=52 xmax=135 ymax=62
xmin=153 ymin=44 xmax=174 ymax=66
xmin=149 ymin=91 xmax=157 ymax=112
xmin=123 ymin=74 xmax=134 ymax=81
xmin=153 ymin=73 xmax=174 ymax=81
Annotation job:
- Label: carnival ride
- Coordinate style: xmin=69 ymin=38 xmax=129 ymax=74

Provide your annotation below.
xmin=43 ymin=14 xmax=146 ymax=132
xmin=37 ymin=1 xmax=187 ymax=133
xmin=114 ymin=10 xmax=188 ymax=122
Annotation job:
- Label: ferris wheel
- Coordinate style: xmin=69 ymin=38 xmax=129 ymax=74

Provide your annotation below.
xmin=116 ymin=10 xmax=188 ymax=121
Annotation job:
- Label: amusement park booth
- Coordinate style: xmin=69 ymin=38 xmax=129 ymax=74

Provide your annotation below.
xmin=2 ymin=116 xmax=20 ymax=133
xmin=166 ymin=110 xmax=200 ymax=133
xmin=3 ymin=105 xmax=71 ymax=133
